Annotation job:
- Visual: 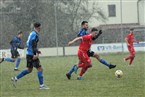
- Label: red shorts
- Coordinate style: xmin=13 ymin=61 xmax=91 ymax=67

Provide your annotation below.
xmin=127 ymin=45 xmax=135 ymax=55
xmin=77 ymin=50 xmax=91 ymax=68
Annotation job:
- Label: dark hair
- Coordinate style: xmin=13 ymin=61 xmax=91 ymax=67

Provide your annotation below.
xmin=34 ymin=22 xmax=41 ymax=28
xmin=81 ymin=21 xmax=88 ymax=25
xmin=91 ymin=28 xmax=98 ymax=32
xmin=18 ymin=31 xmax=23 ymax=35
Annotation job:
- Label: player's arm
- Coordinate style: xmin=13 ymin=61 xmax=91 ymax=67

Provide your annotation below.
xmin=17 ymin=40 xmax=24 ymax=49
xmin=68 ymin=37 xmax=83 ymax=46
xmin=31 ymin=36 xmax=41 ymax=54
xmin=125 ymin=37 xmax=130 ymax=46
xmin=31 ymin=35 xmax=41 ymax=60
xmin=92 ymin=30 xmax=102 ymax=40
xmin=10 ymin=38 xmax=18 ymax=50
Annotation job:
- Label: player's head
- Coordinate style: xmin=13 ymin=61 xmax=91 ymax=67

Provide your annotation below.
xmin=17 ymin=31 xmax=23 ymax=38
xmin=34 ymin=22 xmax=41 ymax=32
xmin=81 ymin=21 xmax=88 ymax=30
xmin=90 ymin=28 xmax=98 ymax=37
xmin=129 ymin=28 xmax=134 ymax=33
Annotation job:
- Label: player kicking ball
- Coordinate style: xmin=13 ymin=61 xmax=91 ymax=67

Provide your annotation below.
xmin=68 ymin=28 xmax=98 ymax=80
xmin=66 ymin=21 xmax=116 ymax=80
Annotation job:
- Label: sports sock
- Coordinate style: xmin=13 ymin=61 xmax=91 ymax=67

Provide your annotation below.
xmin=15 ymin=58 xmax=21 ymax=69
xmin=79 ymin=67 xmax=88 ymax=76
xmin=68 ymin=65 xmax=76 ymax=75
xmin=37 ymin=71 xmax=43 ymax=85
xmin=16 ymin=69 xmax=29 ymax=79
xmin=4 ymin=58 xmax=15 ymax=62
xmin=129 ymin=57 xmax=134 ymax=65
xmin=100 ymin=59 xmax=110 ymax=67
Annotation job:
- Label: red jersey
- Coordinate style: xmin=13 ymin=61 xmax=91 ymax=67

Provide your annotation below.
xmin=126 ymin=33 xmax=134 ymax=45
xmin=79 ymin=34 xmax=92 ymax=52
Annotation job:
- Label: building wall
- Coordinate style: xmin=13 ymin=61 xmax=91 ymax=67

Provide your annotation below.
xmin=90 ymin=0 xmax=139 ymax=26
xmin=139 ymin=0 xmax=145 ymax=25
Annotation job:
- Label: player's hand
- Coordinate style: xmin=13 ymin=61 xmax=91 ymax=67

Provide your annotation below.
xmin=99 ymin=30 xmax=102 ymax=34
xmin=127 ymin=43 xmax=130 ymax=46
xmin=68 ymin=41 xmax=73 ymax=46
xmin=33 ymin=54 xmax=39 ymax=60
xmin=37 ymin=50 xmax=41 ymax=54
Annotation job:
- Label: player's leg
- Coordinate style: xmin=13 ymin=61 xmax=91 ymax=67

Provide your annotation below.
xmin=34 ymin=58 xmax=49 ymax=89
xmin=129 ymin=47 xmax=135 ymax=65
xmin=77 ymin=52 xmax=91 ymax=80
xmin=14 ymin=51 xmax=21 ymax=71
xmin=11 ymin=55 xmax=33 ymax=87
xmin=124 ymin=46 xmax=132 ymax=61
xmin=66 ymin=51 xmax=82 ymax=79
xmin=91 ymin=52 xmax=116 ymax=69
xmin=4 ymin=50 xmax=17 ymax=63
xmin=0 ymin=50 xmax=16 ymax=63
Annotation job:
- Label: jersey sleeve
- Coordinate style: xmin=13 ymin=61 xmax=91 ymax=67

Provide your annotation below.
xmin=27 ymin=32 xmax=36 ymax=47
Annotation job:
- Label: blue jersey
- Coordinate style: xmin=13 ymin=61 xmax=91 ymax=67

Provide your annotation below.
xmin=77 ymin=28 xmax=89 ymax=37
xmin=26 ymin=31 xmax=39 ymax=56
xmin=10 ymin=36 xmax=22 ymax=51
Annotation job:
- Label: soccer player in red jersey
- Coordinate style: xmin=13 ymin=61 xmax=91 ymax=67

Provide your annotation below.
xmin=68 ymin=28 xmax=97 ymax=80
xmin=124 ymin=28 xmax=136 ymax=65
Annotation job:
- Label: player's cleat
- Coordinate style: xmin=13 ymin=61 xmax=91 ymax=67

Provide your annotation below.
xmin=11 ymin=77 xmax=17 ymax=88
xmin=14 ymin=68 xmax=19 ymax=71
xmin=109 ymin=64 xmax=116 ymax=69
xmin=39 ymin=85 xmax=49 ymax=90
xmin=0 ymin=58 xmax=4 ymax=64
xmin=77 ymin=76 xmax=83 ymax=80
xmin=74 ymin=65 xmax=78 ymax=74
xmin=66 ymin=73 xmax=71 ymax=80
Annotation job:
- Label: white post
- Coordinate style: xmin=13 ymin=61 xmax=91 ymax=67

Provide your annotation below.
xmin=54 ymin=0 xmax=59 ymax=56
xmin=120 ymin=0 xmax=124 ymax=52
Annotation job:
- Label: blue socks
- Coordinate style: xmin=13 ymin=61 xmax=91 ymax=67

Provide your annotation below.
xmin=16 ymin=69 xmax=29 ymax=79
xmin=37 ymin=71 xmax=43 ymax=85
xmin=16 ymin=70 xmax=44 ymax=86
xmin=68 ymin=65 xmax=76 ymax=75
xmin=15 ymin=58 xmax=21 ymax=69
xmin=100 ymin=59 xmax=110 ymax=67
xmin=4 ymin=58 xmax=15 ymax=62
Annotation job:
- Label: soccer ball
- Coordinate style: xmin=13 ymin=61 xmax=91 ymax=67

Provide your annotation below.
xmin=115 ymin=70 xmax=123 ymax=78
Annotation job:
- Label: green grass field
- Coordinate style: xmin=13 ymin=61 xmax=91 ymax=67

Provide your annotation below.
xmin=0 ymin=53 xmax=145 ymax=97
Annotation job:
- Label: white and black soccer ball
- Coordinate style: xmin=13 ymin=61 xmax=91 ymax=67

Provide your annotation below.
xmin=115 ymin=70 xmax=123 ymax=78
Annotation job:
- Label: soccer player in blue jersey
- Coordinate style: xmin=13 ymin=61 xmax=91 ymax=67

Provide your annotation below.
xmin=11 ymin=22 xmax=49 ymax=89
xmin=66 ymin=21 xmax=116 ymax=80
xmin=0 ymin=31 xmax=24 ymax=71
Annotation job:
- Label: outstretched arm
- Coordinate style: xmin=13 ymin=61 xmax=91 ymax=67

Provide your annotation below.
xmin=68 ymin=37 xmax=82 ymax=46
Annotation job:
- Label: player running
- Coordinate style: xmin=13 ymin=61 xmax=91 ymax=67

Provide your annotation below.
xmin=68 ymin=28 xmax=97 ymax=80
xmin=124 ymin=28 xmax=136 ymax=65
xmin=11 ymin=22 xmax=49 ymax=89
xmin=0 ymin=31 xmax=24 ymax=71
xmin=66 ymin=21 xmax=116 ymax=80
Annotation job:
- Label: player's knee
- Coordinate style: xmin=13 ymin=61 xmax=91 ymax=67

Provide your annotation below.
xmin=27 ymin=68 xmax=33 ymax=73
xmin=93 ymin=53 xmax=100 ymax=59
xmin=88 ymin=64 xmax=92 ymax=68
xmin=37 ymin=67 xmax=43 ymax=72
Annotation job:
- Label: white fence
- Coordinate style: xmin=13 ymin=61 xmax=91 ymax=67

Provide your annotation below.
xmin=0 ymin=42 xmax=145 ymax=58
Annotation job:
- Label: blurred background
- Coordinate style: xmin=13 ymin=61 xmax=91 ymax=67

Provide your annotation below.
xmin=0 ymin=0 xmax=144 ymax=56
